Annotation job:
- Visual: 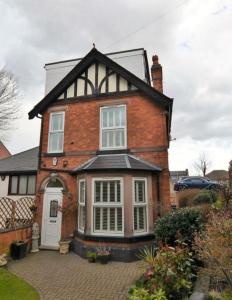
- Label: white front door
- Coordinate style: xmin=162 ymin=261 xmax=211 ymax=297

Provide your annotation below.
xmin=41 ymin=188 xmax=63 ymax=249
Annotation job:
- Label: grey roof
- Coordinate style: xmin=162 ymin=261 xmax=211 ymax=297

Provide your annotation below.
xmin=72 ymin=154 xmax=162 ymax=173
xmin=0 ymin=147 xmax=39 ymax=174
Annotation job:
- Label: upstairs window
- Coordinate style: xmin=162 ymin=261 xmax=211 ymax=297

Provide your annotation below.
xmin=100 ymin=105 xmax=126 ymax=149
xmin=48 ymin=112 xmax=65 ymax=153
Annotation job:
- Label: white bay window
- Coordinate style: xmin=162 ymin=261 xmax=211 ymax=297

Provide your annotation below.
xmin=48 ymin=112 xmax=64 ymax=153
xmin=100 ymin=105 xmax=126 ymax=149
xmin=93 ymin=178 xmax=123 ymax=235
xmin=78 ymin=179 xmax=86 ymax=232
xmin=133 ymin=178 xmax=148 ymax=234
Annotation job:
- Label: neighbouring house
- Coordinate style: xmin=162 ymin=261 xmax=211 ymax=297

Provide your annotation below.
xmin=0 ymin=141 xmax=11 ymax=160
xmin=0 ymin=147 xmax=38 ymax=200
xmin=170 ymin=170 xmax=189 ymax=205
xmin=28 ymin=47 xmax=173 ymax=261
xmin=206 ymin=170 xmax=229 ymax=186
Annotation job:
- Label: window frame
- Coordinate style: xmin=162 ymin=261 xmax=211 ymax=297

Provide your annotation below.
xmin=132 ymin=177 xmax=149 ymax=236
xmin=8 ymin=174 xmax=37 ymax=196
xmin=100 ymin=104 xmax=127 ymax=150
xmin=91 ymin=177 xmax=124 ymax=236
xmin=78 ymin=179 xmax=86 ymax=233
xmin=47 ymin=111 xmax=65 ymax=153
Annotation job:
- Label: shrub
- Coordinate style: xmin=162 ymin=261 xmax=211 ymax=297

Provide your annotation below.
xmin=129 ymin=245 xmax=195 ymax=299
xmin=192 ymin=190 xmax=217 ymax=206
xmin=154 ymin=207 xmax=204 ymax=246
xmin=178 ymin=190 xmax=199 ymax=208
xmin=194 ymin=208 xmax=232 ymax=289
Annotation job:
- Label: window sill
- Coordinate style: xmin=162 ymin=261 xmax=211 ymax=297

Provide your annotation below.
xmin=96 ymin=149 xmax=130 ymax=155
xmin=43 ymin=152 xmax=65 ymax=157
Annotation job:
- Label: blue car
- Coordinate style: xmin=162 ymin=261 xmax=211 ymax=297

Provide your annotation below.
xmin=174 ymin=176 xmax=221 ymax=191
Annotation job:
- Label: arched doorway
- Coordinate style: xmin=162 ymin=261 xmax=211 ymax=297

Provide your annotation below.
xmin=41 ymin=178 xmax=64 ymax=249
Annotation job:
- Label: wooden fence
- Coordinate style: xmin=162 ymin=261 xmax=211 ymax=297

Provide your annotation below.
xmin=0 ymin=197 xmax=34 ymax=230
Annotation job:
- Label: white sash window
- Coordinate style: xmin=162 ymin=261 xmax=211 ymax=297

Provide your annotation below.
xmin=48 ymin=112 xmax=65 ymax=153
xmin=92 ymin=178 xmax=123 ymax=235
xmin=100 ymin=105 xmax=127 ymax=149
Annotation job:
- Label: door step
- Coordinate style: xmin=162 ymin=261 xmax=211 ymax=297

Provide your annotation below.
xmin=39 ymin=245 xmax=59 ymax=251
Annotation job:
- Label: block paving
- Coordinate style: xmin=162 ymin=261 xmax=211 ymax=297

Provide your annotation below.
xmin=8 ymin=250 xmax=143 ymax=300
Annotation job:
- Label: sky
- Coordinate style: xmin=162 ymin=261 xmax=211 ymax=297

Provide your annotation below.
xmin=0 ymin=0 xmax=231 ymax=174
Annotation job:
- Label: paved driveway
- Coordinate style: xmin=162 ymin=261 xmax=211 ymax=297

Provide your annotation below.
xmin=8 ymin=251 xmax=143 ymax=300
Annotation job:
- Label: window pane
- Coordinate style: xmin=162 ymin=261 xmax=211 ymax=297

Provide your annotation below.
xmin=102 ymin=182 xmax=108 ymax=202
xmin=94 ymin=207 xmax=101 ymax=230
xmin=27 ymin=175 xmax=36 ymax=194
xmin=10 ymin=176 xmax=18 ymax=194
xmin=108 ymin=108 xmax=114 ymax=127
xmin=139 ymin=207 xmax=145 ymax=230
xmin=102 ymin=208 xmax=108 ymax=230
xmin=50 ymin=200 xmax=58 ymax=217
xmin=109 ymin=182 xmax=115 ymax=202
xmin=102 ymin=130 xmax=107 ymax=148
xmin=95 ymin=182 xmax=101 ymax=202
xmin=19 ymin=176 xmax=27 ymax=194
xmin=102 ymin=110 xmax=108 ymax=128
xmin=110 ymin=131 xmax=115 ymax=147
xmin=135 ymin=181 xmax=145 ymax=203
xmin=49 ymin=132 xmax=63 ymax=152
xmin=79 ymin=181 xmax=85 ymax=204
xmin=79 ymin=206 xmax=85 ymax=231
xmin=134 ymin=207 xmax=138 ymax=230
xmin=116 ymin=181 xmax=121 ymax=202
xmin=110 ymin=208 xmax=115 ymax=231
xmin=117 ymin=208 xmax=122 ymax=231
xmin=119 ymin=106 xmax=125 ymax=126
xmin=51 ymin=114 xmax=63 ymax=131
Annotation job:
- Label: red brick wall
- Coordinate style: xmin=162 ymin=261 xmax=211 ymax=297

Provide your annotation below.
xmin=0 ymin=226 xmax=32 ymax=255
xmin=0 ymin=142 xmax=11 ymax=160
xmin=36 ymin=93 xmax=170 ymax=239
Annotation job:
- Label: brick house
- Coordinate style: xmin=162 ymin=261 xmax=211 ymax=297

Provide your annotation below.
xmin=28 ymin=48 xmax=173 ymax=261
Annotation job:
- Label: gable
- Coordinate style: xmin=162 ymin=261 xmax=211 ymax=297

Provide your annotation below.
xmin=28 ymin=48 xmax=173 ymax=125
xmin=57 ymin=62 xmax=137 ymax=100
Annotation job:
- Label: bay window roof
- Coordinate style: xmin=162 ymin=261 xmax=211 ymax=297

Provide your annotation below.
xmin=72 ymin=154 xmax=162 ymax=174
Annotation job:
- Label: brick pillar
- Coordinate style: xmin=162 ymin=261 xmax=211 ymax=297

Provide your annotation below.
xmin=151 ymin=55 xmax=163 ymax=93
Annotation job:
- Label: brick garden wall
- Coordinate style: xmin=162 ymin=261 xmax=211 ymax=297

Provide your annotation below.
xmin=0 ymin=226 xmax=32 ymax=255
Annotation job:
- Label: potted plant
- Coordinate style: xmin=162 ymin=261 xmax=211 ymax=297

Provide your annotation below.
xmin=86 ymin=251 xmax=97 ymax=263
xmin=97 ymin=247 xmax=111 ymax=264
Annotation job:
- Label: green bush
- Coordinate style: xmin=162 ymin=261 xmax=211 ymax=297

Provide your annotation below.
xmin=192 ymin=190 xmax=218 ymax=206
xmin=129 ymin=246 xmax=195 ymax=299
xmin=154 ymin=207 xmax=204 ymax=246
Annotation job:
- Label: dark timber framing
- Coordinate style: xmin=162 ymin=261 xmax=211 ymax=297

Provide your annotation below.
xmin=29 ymin=48 xmax=173 ymax=135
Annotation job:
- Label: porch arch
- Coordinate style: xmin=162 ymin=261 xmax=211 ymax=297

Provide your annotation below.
xmin=39 ymin=174 xmax=68 ymax=193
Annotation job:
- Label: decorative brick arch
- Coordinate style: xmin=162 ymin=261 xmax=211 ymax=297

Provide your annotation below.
xmin=38 ymin=174 xmax=68 ymax=193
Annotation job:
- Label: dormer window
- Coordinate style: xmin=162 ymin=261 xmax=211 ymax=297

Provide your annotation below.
xmin=48 ymin=112 xmax=65 ymax=153
xmin=100 ymin=105 xmax=127 ymax=150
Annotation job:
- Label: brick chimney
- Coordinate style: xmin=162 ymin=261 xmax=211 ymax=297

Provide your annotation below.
xmin=151 ymin=55 xmax=163 ymax=93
